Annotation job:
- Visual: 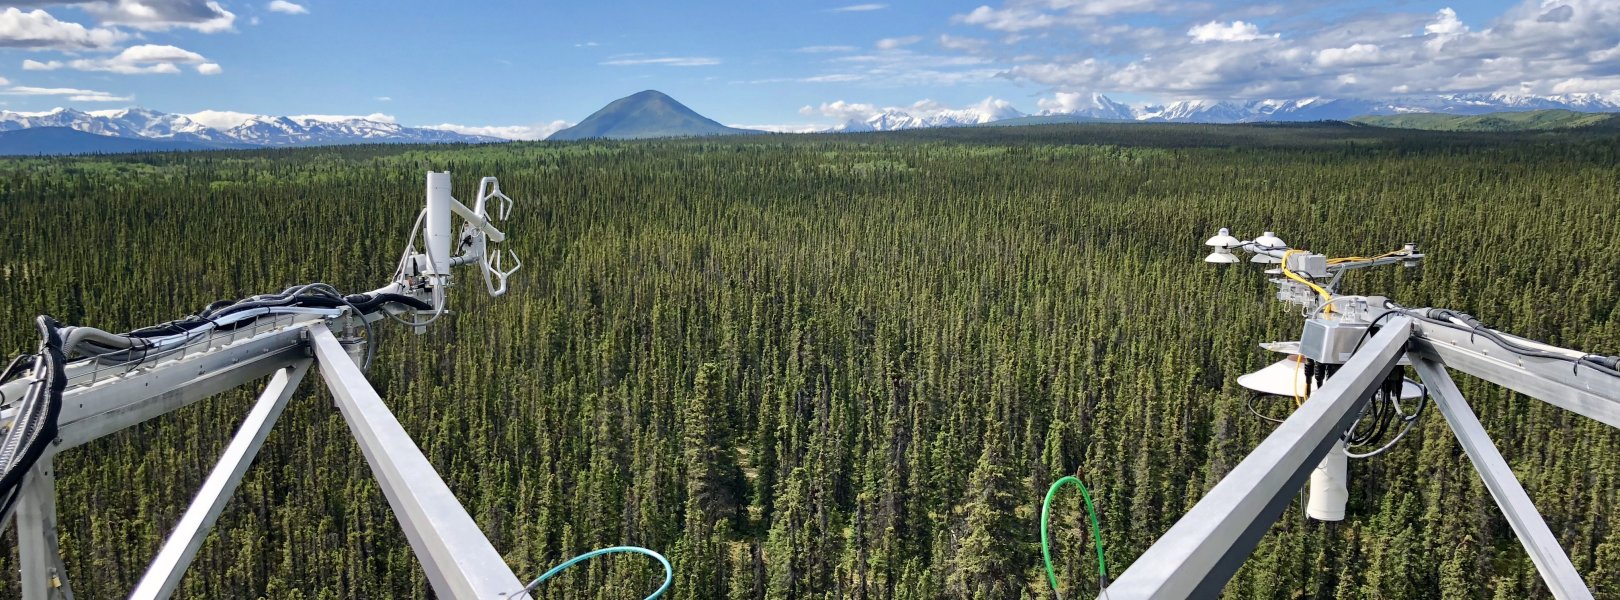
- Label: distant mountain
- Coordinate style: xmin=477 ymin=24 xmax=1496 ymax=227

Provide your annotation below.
xmin=975 ymin=114 xmax=1123 ymax=127
xmin=0 ymin=107 xmax=498 ymax=151
xmin=833 ymin=99 xmax=1027 ymax=132
xmin=826 ymin=92 xmax=1620 ymax=132
xmin=0 ymin=127 xmax=224 ymax=156
xmin=1043 ymin=93 xmax=1620 ymax=124
xmin=549 ymin=91 xmax=760 ymax=140
xmin=1351 ymin=109 xmax=1620 ymax=132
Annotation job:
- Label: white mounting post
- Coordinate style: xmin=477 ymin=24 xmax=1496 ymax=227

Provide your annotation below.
xmin=424 ymin=171 xmax=455 ymax=278
xmin=1306 ymin=441 xmax=1347 ymax=521
xmin=17 ymin=461 xmax=74 ymax=600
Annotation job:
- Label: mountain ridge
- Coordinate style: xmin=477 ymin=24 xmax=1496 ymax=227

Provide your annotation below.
xmin=838 ymin=92 xmax=1620 ymax=132
xmin=0 ymin=107 xmax=498 ymax=150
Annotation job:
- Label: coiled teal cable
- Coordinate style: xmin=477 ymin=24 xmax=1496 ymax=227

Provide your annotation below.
xmin=1041 ymin=476 xmax=1108 ymax=598
xmin=518 ymin=545 xmax=672 ymax=599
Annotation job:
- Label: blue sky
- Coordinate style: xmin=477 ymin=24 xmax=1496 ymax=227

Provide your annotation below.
xmin=0 ymin=0 xmax=1614 ymax=137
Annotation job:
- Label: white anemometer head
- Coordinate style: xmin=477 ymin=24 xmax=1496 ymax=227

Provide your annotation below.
xmin=472 ymin=177 xmax=522 ymax=297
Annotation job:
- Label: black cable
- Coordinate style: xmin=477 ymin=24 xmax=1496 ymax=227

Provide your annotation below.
xmin=1246 ymin=393 xmax=1288 ymax=424
xmin=0 ymin=317 xmax=67 ymax=522
xmin=1400 ymin=307 xmax=1620 ymax=378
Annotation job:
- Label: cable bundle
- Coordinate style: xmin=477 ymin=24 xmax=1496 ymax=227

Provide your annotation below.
xmin=0 ymin=317 xmax=66 ymax=522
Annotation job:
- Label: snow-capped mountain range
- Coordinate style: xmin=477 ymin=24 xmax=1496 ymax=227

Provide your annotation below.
xmin=835 ymin=93 xmax=1620 ymax=132
xmin=0 ymin=107 xmax=497 ymax=147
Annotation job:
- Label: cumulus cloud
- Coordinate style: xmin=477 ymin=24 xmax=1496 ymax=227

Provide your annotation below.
xmin=796 ymin=45 xmax=857 ymax=53
xmin=1315 ymin=43 xmax=1384 ymax=67
xmin=46 ymin=44 xmax=217 ymax=74
xmin=601 ymin=56 xmax=720 ymax=67
xmin=938 ymin=34 xmax=989 ymax=52
xmin=801 ymin=96 xmax=1022 ymax=125
xmin=0 ymin=7 xmax=125 ymax=49
xmin=85 ymin=0 xmax=236 ymax=32
xmin=956 ymin=0 xmax=1620 ymax=102
xmin=267 ymin=0 xmax=307 ymax=15
xmin=3 ymin=85 xmax=130 ymax=102
xmin=424 ymin=120 xmax=573 ymax=140
xmin=875 ymin=36 xmax=922 ymax=50
xmin=1187 ymin=20 xmax=1276 ymax=43
xmin=800 ymin=99 xmax=880 ymax=121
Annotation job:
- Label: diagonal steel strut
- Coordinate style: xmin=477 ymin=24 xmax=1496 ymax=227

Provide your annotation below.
xmin=309 ymin=326 xmax=524 ymax=599
xmin=1412 ymin=358 xmax=1594 ymax=600
xmin=1101 ymin=317 xmax=1412 ymax=599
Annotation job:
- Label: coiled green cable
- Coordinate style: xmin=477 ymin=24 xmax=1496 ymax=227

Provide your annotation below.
xmin=1041 ymin=475 xmax=1108 ymax=597
xmin=518 ymin=545 xmax=672 ymax=599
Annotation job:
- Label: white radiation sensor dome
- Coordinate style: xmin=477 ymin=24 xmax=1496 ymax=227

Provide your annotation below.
xmin=1205 ymin=249 xmax=1241 ymax=264
xmin=1237 ymin=356 xmax=1423 ymax=400
xmin=1254 ymin=231 xmax=1286 ymax=248
xmin=1205 ymin=227 xmax=1240 ymax=248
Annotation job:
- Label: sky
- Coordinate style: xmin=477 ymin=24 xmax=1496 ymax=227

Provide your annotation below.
xmin=0 ymin=0 xmax=1616 ymax=138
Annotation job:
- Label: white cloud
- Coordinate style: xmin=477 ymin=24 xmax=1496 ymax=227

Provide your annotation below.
xmin=875 ymin=35 xmax=922 ymax=50
xmin=1424 ymin=7 xmax=1467 ymax=36
xmin=728 ymin=123 xmax=823 ymax=133
xmin=1315 ymin=43 xmax=1384 ymax=67
xmin=22 ymin=59 xmax=61 ymax=70
xmin=60 ymin=44 xmax=216 ymax=74
xmin=1423 ymin=7 xmax=1468 ymax=50
xmin=1037 ymin=91 xmax=1122 ymax=113
xmin=801 ymin=96 xmax=1023 ymax=125
xmin=800 ymin=100 xmax=880 ymax=121
xmin=831 ymin=3 xmax=886 ymax=12
xmin=84 ymin=0 xmax=237 ymax=33
xmin=601 ymin=56 xmax=720 ymax=67
xmin=967 ymin=0 xmax=1620 ymax=102
xmin=1188 ymin=20 xmax=1277 ymax=43
xmin=938 ymin=34 xmax=988 ymax=52
xmin=0 ymin=7 xmax=126 ymax=49
xmin=796 ymin=45 xmax=857 ymax=53
xmin=375 ymin=96 xmax=392 ymax=102
xmin=267 ymin=0 xmax=307 ymax=15
xmin=423 ymin=120 xmax=572 ymax=140
xmin=955 ymin=6 xmax=1060 ymax=32
xmin=3 ymin=85 xmax=130 ymax=102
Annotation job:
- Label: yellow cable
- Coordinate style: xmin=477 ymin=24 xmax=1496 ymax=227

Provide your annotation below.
xmin=1326 ymin=248 xmax=1406 ymax=265
xmin=1281 ymin=249 xmax=1335 ymax=314
xmin=1291 ymin=353 xmax=1305 ymax=407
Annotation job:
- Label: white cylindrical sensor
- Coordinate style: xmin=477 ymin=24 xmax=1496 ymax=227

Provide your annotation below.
xmin=1307 ymin=440 xmax=1348 ymax=521
xmin=424 ymin=171 xmax=454 ymax=276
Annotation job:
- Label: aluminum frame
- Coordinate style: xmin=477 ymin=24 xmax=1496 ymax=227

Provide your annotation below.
xmin=310 ymin=327 xmax=526 ymax=600
xmin=1414 ymin=358 xmax=1593 ymax=600
xmin=1100 ymin=318 xmax=1412 ymax=599
xmin=129 ymin=360 xmax=311 ymax=600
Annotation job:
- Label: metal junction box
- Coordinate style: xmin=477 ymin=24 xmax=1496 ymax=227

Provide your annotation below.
xmin=1299 ymin=318 xmax=1370 ymax=364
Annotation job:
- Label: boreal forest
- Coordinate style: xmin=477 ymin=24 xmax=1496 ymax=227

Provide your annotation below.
xmin=1 ymin=122 xmax=1618 ymax=599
